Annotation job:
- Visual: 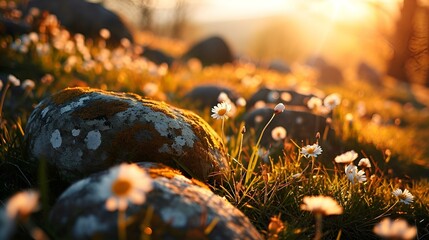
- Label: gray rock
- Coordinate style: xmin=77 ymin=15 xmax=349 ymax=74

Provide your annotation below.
xmin=184 ymin=85 xmax=240 ymax=110
xmin=182 ymin=36 xmax=234 ymax=67
xmin=306 ymin=56 xmax=343 ymax=84
xmin=25 ymin=0 xmax=133 ymax=46
xmin=49 ymin=163 xmax=262 ymax=240
xmin=267 ymin=59 xmax=291 ymax=74
xmin=243 ymin=107 xmax=333 ymax=148
xmin=25 ymin=87 xmax=228 ymax=183
xmin=247 ymin=87 xmax=323 ymax=110
xmin=141 ymin=46 xmax=174 ymax=67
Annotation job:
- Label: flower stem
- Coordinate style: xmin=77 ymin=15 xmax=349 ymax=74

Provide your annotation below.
xmin=373 ymin=200 xmax=398 ymax=220
xmin=221 ymin=118 xmax=225 ymax=143
xmin=255 ymin=113 xmax=275 ymax=149
xmin=314 ymin=213 xmax=323 ymax=240
xmin=245 ymin=113 xmax=276 ymax=185
xmin=0 ymin=82 xmax=11 ymax=121
xmin=118 ymin=209 xmax=127 ymax=240
xmin=237 ymin=133 xmax=243 ymax=162
xmin=311 ymin=156 xmax=315 ymax=172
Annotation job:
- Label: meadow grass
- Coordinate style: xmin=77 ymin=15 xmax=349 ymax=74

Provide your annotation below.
xmin=0 ymin=9 xmax=429 ymax=240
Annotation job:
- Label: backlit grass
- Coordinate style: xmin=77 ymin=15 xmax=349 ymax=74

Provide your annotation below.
xmin=0 ymin=7 xmax=428 ymax=240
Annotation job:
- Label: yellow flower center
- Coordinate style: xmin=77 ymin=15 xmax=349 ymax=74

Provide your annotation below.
xmin=307 ymin=147 xmax=315 ymax=154
xmin=218 ymin=108 xmax=227 ymax=116
xmin=398 ymin=194 xmax=407 ymax=201
xmin=112 ymin=179 xmax=132 ymax=197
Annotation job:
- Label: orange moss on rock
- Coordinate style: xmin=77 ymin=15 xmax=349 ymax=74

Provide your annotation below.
xmin=72 ymin=99 xmax=130 ymax=120
xmin=147 ymin=165 xmax=183 ymax=179
xmin=181 ymin=108 xmax=224 ymax=152
xmin=51 ymin=87 xmax=93 ymax=105
xmin=144 ymin=163 xmax=210 ymax=190
xmin=142 ymin=98 xmax=177 ymax=119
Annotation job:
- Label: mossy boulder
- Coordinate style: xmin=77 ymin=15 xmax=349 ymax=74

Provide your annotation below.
xmin=49 ymin=163 xmax=262 ymax=240
xmin=25 ymin=87 xmax=228 ymax=183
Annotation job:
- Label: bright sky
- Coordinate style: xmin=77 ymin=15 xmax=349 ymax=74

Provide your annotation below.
xmin=120 ymin=0 xmax=405 ymax=66
xmin=155 ymin=0 xmax=402 ymax=23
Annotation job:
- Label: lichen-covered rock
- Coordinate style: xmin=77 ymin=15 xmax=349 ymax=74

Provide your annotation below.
xmin=25 ymin=87 xmax=228 ymax=183
xmin=49 ymin=163 xmax=262 ymax=240
xmin=243 ymin=107 xmax=333 ymax=147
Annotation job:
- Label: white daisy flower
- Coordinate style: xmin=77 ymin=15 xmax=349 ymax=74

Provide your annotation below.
xmin=358 ymin=158 xmax=371 ymax=168
xmin=335 ymin=150 xmax=358 ymax=164
xmin=300 ymin=195 xmax=343 ymax=216
xmin=323 ymin=93 xmax=341 ymax=110
xmin=345 ymin=163 xmax=367 ymax=184
xmin=301 ymin=144 xmax=323 ymax=158
xmin=307 ymin=97 xmax=322 ymax=110
xmin=105 ymin=163 xmax=153 ymax=211
xmin=392 ymin=189 xmax=414 ymax=205
xmin=217 ymin=92 xmax=230 ymax=103
xmin=373 ymin=218 xmax=417 ymax=240
xmin=99 ymin=28 xmax=111 ymax=39
xmin=271 ymin=126 xmax=287 ymax=141
xmin=235 ymin=97 xmax=247 ymax=107
xmin=6 ymin=190 xmax=40 ymax=221
xmin=211 ymin=101 xmax=232 ymax=120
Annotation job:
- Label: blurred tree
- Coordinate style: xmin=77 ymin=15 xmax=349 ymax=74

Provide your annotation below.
xmin=387 ymin=0 xmax=429 ymax=86
xmin=139 ymin=0 xmax=153 ymax=31
xmin=170 ymin=0 xmax=188 ymax=39
xmin=424 ymin=6 xmax=429 ymax=86
xmin=386 ymin=0 xmax=417 ymax=83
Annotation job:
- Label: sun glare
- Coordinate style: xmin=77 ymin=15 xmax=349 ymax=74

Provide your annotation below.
xmin=305 ymin=0 xmax=374 ymax=22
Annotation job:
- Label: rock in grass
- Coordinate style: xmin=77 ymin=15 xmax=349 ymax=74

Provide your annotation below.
xmin=243 ymin=107 xmax=333 ymax=148
xmin=247 ymin=87 xmax=323 ymax=110
xmin=25 ymin=87 xmax=228 ymax=183
xmin=49 ymin=163 xmax=262 ymax=240
xmin=26 ymin=0 xmax=134 ymax=46
xmin=182 ymin=36 xmax=234 ymax=67
xmin=184 ymin=85 xmax=241 ymax=110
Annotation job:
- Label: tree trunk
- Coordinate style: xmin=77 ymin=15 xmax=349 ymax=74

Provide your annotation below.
xmin=425 ymin=7 xmax=429 ymax=87
xmin=386 ymin=0 xmax=418 ymax=83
